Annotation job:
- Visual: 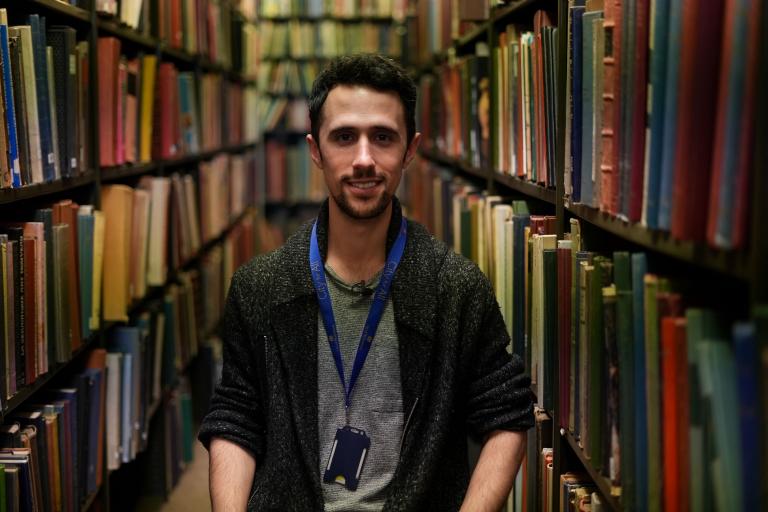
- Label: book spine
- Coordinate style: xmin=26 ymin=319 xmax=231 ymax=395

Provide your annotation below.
xmin=0 ymin=24 xmax=20 ymax=187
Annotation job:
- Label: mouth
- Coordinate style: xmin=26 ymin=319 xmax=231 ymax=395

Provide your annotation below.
xmin=344 ymin=178 xmax=384 ymax=194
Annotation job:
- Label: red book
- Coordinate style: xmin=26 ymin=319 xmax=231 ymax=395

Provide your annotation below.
xmin=628 ymin=1 xmax=650 ymax=222
xmin=661 ymin=317 xmax=689 ymax=512
xmin=171 ymin=0 xmax=182 ymax=48
xmin=97 ymin=38 xmax=121 ymax=168
xmin=533 ymin=11 xmax=552 ymax=185
xmin=671 ymin=0 xmax=725 ymax=241
xmin=115 ymin=60 xmax=126 ymax=166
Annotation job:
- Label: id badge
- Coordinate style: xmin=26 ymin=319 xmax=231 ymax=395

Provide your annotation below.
xmin=323 ymin=426 xmax=371 ymax=491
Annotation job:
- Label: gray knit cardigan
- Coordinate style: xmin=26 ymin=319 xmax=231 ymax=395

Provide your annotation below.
xmin=198 ymin=198 xmax=535 ymax=511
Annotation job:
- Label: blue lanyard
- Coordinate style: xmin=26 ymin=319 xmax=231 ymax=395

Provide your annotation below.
xmin=309 ymin=218 xmax=407 ymax=410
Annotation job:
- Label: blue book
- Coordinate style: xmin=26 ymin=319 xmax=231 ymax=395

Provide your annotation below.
xmin=642 ymin=0 xmax=670 ymax=228
xmin=77 ymin=212 xmax=94 ymax=339
xmin=27 ymin=15 xmax=56 ymax=182
xmin=630 ymin=252 xmax=648 ymax=512
xmin=733 ymin=322 xmax=759 ymax=511
xmin=109 ymin=326 xmax=141 ymax=462
xmin=580 ymin=11 xmax=602 ymax=206
xmin=712 ymin=0 xmax=750 ymax=248
xmin=82 ymin=368 xmax=102 ymax=495
xmin=656 ymin=0 xmax=684 ymax=230
xmin=0 ymin=24 xmax=20 ymax=187
xmin=570 ymin=5 xmax=585 ymax=202
xmin=44 ymin=388 xmax=80 ymax=508
xmin=511 ymin=211 xmax=530 ymax=359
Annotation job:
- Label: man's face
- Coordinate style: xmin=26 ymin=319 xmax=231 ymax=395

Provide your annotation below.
xmin=307 ymin=85 xmax=420 ymax=220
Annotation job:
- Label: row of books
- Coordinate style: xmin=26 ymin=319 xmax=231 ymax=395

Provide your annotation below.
xmin=411 ymin=0 xmax=491 ymax=65
xmin=98 ymin=38 xmax=253 ymax=167
xmin=259 ymin=97 xmax=309 ymax=133
xmin=405 ymin=159 xmax=764 ymax=511
xmin=0 ymin=349 xmax=109 ymax=512
xmin=96 ymin=0 xmax=235 ymax=67
xmin=258 ymin=20 xmax=402 ymax=59
xmin=259 ymin=0 xmax=407 ymax=20
xmin=0 ymin=202 xmax=104 ymax=399
xmin=265 ymin=140 xmax=325 ymax=204
xmin=492 ymin=15 xmax=559 ymax=187
xmin=257 ymin=61 xmax=319 ymax=97
xmin=0 ymin=12 xmax=90 ymax=188
xmin=566 ymin=0 xmax=760 ymax=248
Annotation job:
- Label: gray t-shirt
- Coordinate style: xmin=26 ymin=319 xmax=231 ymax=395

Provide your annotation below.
xmin=317 ymin=264 xmax=403 ymax=511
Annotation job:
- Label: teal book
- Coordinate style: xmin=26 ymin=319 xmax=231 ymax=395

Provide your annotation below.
xmin=686 ymin=309 xmax=725 ymax=512
xmin=697 ymin=337 xmax=743 ymax=512
xmin=613 ymin=252 xmax=634 ymax=507
xmin=631 ymin=252 xmax=648 ymax=511
xmin=656 ymin=0 xmax=684 ymax=230
xmin=77 ymin=212 xmax=94 ymax=340
xmin=543 ymin=248 xmax=557 ymax=412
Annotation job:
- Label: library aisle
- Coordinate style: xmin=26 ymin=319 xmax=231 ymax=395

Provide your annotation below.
xmin=159 ymin=443 xmax=211 ymax=512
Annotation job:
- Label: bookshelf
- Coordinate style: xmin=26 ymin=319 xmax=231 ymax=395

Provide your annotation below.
xmin=0 ymin=0 xmax=263 ymax=510
xmin=407 ymin=1 xmax=767 ymax=511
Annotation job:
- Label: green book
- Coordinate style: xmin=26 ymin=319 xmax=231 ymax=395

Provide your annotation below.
xmin=644 ymin=274 xmax=662 ymax=512
xmin=613 ymin=252 xmax=635 ymax=508
xmin=587 ymin=257 xmax=610 ymax=468
xmin=543 ymin=249 xmax=558 ymax=412
xmin=460 ymin=208 xmax=472 ymax=259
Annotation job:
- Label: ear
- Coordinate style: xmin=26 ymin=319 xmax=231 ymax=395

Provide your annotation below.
xmin=402 ymin=132 xmax=422 ymax=169
xmin=307 ymin=134 xmax=323 ymax=169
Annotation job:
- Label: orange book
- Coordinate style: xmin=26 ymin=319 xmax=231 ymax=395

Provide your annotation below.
xmin=97 ymin=37 xmax=121 ymax=168
xmin=22 ymin=222 xmax=46 ymax=375
xmin=100 ymin=185 xmax=134 ymax=322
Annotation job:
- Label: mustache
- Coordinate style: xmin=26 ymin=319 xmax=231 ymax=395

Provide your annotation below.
xmin=344 ymin=168 xmax=385 ymax=180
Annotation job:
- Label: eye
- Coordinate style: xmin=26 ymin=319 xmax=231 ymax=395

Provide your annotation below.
xmin=333 ymin=131 xmax=355 ymax=144
xmin=374 ymin=132 xmax=394 ymax=143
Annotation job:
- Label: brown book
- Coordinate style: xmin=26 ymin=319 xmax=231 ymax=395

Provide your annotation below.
xmin=53 ymin=200 xmax=81 ymax=351
xmin=22 ymin=236 xmax=36 ymax=385
xmin=97 ymin=37 xmax=120 ymax=167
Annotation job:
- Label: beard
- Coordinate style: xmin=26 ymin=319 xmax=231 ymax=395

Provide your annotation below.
xmin=331 ymin=186 xmax=392 ymax=220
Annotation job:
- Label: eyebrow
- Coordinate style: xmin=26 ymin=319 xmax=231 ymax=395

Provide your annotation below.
xmin=327 ymin=125 xmax=401 ymax=137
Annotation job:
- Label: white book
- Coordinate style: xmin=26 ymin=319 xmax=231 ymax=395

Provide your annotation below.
xmin=143 ymin=177 xmax=170 ymax=285
xmin=46 ymin=47 xmax=60 ymax=180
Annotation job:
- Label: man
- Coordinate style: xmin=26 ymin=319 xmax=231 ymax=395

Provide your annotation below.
xmin=198 ymin=54 xmax=534 ymax=511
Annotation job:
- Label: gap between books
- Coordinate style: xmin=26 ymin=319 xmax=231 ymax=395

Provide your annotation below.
xmin=561 ymin=429 xmax=622 ymax=512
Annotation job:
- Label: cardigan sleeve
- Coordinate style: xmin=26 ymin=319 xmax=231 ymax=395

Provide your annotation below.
xmin=198 ymin=267 xmax=266 ymax=460
xmin=463 ymin=272 xmax=535 ymax=439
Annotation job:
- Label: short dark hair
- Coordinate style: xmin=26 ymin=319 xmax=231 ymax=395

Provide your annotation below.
xmin=308 ymin=54 xmax=417 ymax=147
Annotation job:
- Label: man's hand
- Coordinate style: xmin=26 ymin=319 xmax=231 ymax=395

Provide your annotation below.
xmin=460 ymin=430 xmax=526 ymax=512
xmin=209 ymin=437 xmax=257 ymax=511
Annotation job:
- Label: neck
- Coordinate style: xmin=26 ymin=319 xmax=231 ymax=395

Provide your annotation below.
xmin=326 ymin=200 xmax=392 ymax=284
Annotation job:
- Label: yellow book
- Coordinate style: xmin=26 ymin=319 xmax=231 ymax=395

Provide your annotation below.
xmin=139 ymin=55 xmax=157 ymax=162
xmin=101 ymin=185 xmax=133 ymax=322
xmin=90 ymin=210 xmax=105 ymax=331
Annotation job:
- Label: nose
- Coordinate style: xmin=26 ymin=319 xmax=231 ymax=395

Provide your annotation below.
xmin=352 ymin=137 xmax=375 ymax=171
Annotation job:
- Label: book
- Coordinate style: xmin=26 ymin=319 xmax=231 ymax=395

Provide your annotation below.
xmin=100 ymin=185 xmax=133 ymax=322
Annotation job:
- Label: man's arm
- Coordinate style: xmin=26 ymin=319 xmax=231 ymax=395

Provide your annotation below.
xmin=209 ymin=437 xmax=257 ymax=511
xmin=460 ymin=430 xmax=526 ymax=512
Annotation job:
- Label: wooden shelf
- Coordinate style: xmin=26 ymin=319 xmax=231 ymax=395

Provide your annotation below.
xmin=26 ymin=0 xmax=91 ymax=22
xmin=258 ymin=15 xmax=396 ymax=23
xmin=3 ymin=331 xmax=101 ymax=418
xmin=494 ymin=172 xmax=556 ymax=204
xmin=96 ymin=18 xmax=157 ymax=51
xmin=419 ymin=149 xmax=488 ymax=182
xmin=562 ymin=430 xmax=621 ymax=512
xmin=0 ymin=173 xmax=95 ymax=205
xmin=100 ymin=162 xmax=159 ymax=182
xmin=81 ymin=489 xmax=99 ymax=512
xmin=100 ymin=143 xmax=258 ymax=182
xmin=491 ymin=0 xmax=545 ymax=27
xmin=566 ymin=203 xmax=752 ymax=281
xmin=454 ymin=23 xmax=489 ymax=53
